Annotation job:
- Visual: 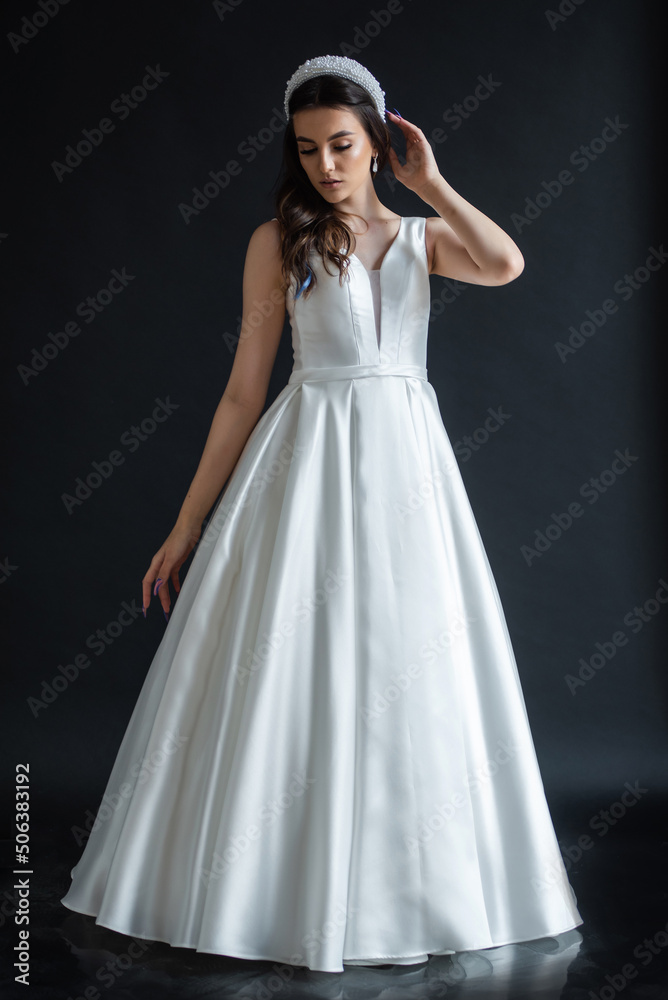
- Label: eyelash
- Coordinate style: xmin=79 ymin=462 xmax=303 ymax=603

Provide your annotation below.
xmin=299 ymin=144 xmax=353 ymax=156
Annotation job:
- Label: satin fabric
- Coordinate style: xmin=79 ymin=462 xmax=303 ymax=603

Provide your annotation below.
xmin=60 ymin=215 xmax=583 ymax=973
xmin=366 ymin=267 xmax=381 ymax=345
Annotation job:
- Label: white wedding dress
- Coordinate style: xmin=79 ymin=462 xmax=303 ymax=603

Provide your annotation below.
xmin=61 ymin=215 xmax=583 ymax=973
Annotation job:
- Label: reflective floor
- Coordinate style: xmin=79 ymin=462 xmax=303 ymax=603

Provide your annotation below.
xmin=1 ymin=799 xmax=666 ymax=999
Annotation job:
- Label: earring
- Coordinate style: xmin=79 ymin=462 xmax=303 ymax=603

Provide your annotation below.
xmin=372 ymin=154 xmax=378 ymax=174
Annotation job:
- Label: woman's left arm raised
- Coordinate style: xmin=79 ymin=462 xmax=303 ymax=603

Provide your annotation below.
xmin=386 ymin=110 xmax=524 ymax=286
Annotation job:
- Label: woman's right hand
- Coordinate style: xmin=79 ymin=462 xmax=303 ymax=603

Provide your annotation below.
xmin=141 ymin=520 xmax=202 ymax=619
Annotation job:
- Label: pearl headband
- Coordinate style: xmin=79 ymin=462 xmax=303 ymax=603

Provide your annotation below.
xmin=284 ymin=54 xmax=386 ymax=121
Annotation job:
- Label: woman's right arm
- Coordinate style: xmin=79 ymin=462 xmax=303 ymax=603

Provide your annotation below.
xmin=142 ymin=219 xmax=286 ymax=617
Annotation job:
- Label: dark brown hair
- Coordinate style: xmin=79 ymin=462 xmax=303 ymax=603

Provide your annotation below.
xmin=273 ymin=74 xmax=391 ymax=300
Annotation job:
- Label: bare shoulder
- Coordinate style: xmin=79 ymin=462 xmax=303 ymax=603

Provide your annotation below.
xmin=224 ymin=221 xmax=287 ymax=412
xmin=247 ymin=218 xmax=282 ymax=256
xmin=243 ymin=219 xmax=284 ymax=283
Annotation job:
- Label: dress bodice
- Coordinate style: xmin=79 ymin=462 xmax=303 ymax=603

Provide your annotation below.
xmin=368 ymin=269 xmax=381 ymax=348
xmin=284 ymin=216 xmax=431 ymax=371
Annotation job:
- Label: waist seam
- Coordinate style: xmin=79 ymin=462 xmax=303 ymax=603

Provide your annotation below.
xmin=288 ymin=363 xmax=428 ymax=384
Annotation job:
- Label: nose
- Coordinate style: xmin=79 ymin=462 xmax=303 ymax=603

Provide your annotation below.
xmin=317 ymin=149 xmax=336 ymax=173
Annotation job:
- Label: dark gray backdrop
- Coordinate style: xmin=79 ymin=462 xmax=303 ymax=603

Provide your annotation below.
xmin=2 ymin=0 xmax=665 ymax=854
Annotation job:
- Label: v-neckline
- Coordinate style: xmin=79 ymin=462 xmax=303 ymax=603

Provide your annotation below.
xmin=349 ymin=216 xmax=405 ymax=275
xmin=346 ymin=218 xmax=407 ymax=358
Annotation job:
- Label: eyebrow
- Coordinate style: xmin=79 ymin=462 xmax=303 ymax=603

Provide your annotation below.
xmin=295 ymin=130 xmax=356 ymax=143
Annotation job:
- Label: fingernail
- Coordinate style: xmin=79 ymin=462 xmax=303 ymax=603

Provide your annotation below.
xmin=142 ymin=603 xmax=146 ymax=619
xmin=153 ymin=578 xmax=162 ymax=596
xmin=163 ymin=609 xmax=170 ymax=623
xmin=392 ymin=107 xmax=402 ymax=118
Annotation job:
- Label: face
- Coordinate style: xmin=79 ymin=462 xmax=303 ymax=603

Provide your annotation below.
xmin=292 ymin=106 xmax=376 ymax=201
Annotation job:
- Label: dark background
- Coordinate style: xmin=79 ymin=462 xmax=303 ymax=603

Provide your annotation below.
xmin=2 ymin=0 xmax=666 ymax=888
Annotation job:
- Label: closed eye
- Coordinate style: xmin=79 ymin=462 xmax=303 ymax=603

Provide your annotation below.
xmin=299 ymin=145 xmax=353 ymax=155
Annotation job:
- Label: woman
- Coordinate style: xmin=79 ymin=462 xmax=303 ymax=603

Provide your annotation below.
xmin=61 ymin=55 xmax=583 ymax=973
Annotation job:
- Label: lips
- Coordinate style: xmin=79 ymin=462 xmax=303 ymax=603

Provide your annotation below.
xmin=321 ymin=179 xmax=341 ymax=186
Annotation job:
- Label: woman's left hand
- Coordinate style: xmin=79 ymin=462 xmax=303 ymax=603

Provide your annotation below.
xmin=385 ymin=111 xmax=442 ymax=195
